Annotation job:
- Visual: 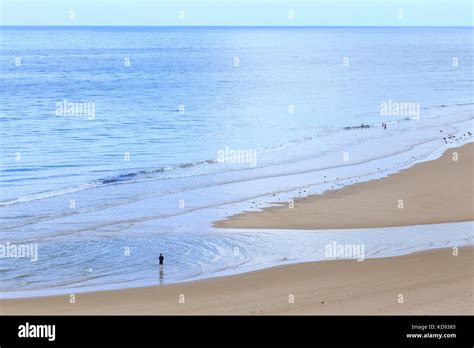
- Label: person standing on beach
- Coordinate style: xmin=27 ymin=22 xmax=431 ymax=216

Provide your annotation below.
xmin=159 ymin=253 xmax=164 ymax=272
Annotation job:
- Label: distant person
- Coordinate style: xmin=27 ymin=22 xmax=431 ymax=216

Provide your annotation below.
xmin=159 ymin=253 xmax=164 ymax=272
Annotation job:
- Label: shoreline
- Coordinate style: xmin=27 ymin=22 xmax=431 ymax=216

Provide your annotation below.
xmin=1 ymin=143 xmax=472 ymax=314
xmin=1 ymin=220 xmax=471 ymax=300
xmin=215 ymin=143 xmax=473 ymax=230
xmin=1 ymin=118 xmax=471 ymax=294
xmin=1 ymin=246 xmax=472 ymax=314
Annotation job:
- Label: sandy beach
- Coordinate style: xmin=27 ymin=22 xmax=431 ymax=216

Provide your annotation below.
xmin=216 ymin=143 xmax=473 ymax=230
xmin=1 ymin=247 xmax=472 ymax=315
xmin=1 ymin=143 xmax=472 ymax=315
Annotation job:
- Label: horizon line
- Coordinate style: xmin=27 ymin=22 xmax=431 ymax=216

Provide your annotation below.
xmin=1 ymin=25 xmax=473 ymax=28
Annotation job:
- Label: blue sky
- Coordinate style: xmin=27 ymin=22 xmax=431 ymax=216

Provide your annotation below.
xmin=0 ymin=0 xmax=472 ymax=26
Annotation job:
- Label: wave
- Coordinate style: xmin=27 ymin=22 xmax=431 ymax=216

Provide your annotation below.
xmin=341 ymin=102 xmax=474 ymax=131
xmin=1 ymin=102 xmax=470 ymax=208
xmin=342 ymin=116 xmax=415 ymax=130
xmin=0 ymin=159 xmax=218 ymax=207
xmin=98 ymin=159 xmax=217 ymax=184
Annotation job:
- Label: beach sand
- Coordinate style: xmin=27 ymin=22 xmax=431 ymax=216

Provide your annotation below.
xmin=1 ymin=247 xmax=472 ymax=315
xmin=1 ymin=143 xmax=472 ymax=315
xmin=215 ymin=143 xmax=473 ymax=230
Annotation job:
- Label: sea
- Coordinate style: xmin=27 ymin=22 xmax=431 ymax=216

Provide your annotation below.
xmin=0 ymin=26 xmax=473 ymax=297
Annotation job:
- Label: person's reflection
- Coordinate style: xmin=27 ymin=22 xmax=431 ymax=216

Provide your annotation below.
xmin=159 ymin=269 xmax=164 ymax=285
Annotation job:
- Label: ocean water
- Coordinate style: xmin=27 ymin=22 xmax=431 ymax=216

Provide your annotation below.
xmin=0 ymin=26 xmax=473 ymax=296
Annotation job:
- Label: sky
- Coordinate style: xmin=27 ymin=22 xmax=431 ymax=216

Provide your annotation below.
xmin=0 ymin=0 xmax=472 ymax=26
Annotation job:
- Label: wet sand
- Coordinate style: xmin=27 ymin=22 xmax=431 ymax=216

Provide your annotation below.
xmin=1 ymin=247 xmax=472 ymax=315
